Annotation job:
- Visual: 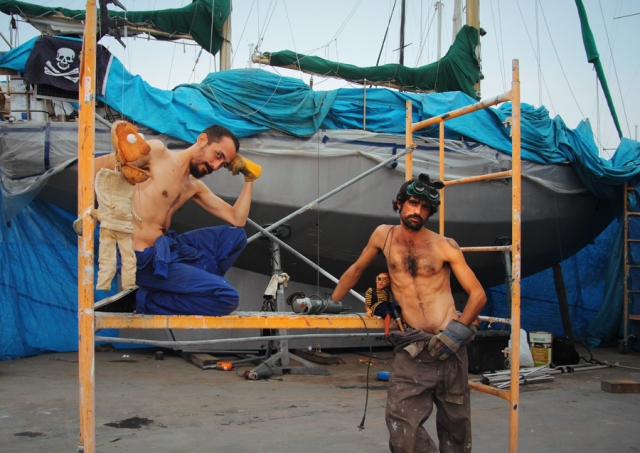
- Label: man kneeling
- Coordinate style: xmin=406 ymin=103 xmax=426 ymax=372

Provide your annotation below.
xmin=94 ymin=123 xmax=261 ymax=316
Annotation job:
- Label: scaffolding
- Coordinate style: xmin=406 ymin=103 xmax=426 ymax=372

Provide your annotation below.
xmin=76 ymin=4 xmax=522 ymax=452
xmin=404 ymin=61 xmax=522 ymax=452
xmin=622 ymin=182 xmax=640 ymax=353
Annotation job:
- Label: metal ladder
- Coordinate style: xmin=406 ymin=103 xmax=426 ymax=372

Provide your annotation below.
xmin=622 ymin=182 xmax=640 ymax=353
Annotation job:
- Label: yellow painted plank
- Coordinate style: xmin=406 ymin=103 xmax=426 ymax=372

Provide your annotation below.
xmin=95 ymin=311 xmax=385 ymax=330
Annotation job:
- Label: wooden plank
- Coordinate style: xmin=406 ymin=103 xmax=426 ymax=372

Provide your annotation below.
xmin=189 ymin=354 xmax=220 ymax=368
xmin=95 ymin=311 xmax=385 ymax=330
xmin=629 ymin=315 xmax=640 ymax=321
xmin=601 ymin=380 xmax=640 ymax=393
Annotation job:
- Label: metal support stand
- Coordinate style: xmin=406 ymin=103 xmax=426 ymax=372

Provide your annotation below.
xmin=247 ymin=239 xmax=329 ymax=379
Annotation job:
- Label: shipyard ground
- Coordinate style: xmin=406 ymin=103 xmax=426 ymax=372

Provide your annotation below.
xmin=1 ymin=345 xmax=639 ymax=453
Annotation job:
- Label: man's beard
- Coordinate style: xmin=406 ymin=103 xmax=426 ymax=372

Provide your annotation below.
xmin=401 ymin=213 xmax=426 ymax=231
xmin=189 ymin=161 xmax=213 ymax=179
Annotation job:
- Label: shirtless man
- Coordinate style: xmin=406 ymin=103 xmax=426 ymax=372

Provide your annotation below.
xmin=331 ymin=174 xmax=486 ymax=453
xmin=94 ymin=124 xmax=261 ymax=316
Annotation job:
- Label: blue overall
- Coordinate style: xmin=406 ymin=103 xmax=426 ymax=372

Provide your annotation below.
xmin=133 ymin=226 xmax=247 ymax=316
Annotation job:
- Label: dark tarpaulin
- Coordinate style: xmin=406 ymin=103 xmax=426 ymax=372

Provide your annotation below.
xmin=0 ymin=0 xmax=230 ymax=55
xmin=266 ymin=25 xmax=481 ymax=99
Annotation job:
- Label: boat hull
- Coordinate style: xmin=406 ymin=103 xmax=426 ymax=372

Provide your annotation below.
xmin=39 ymin=141 xmax=614 ymax=293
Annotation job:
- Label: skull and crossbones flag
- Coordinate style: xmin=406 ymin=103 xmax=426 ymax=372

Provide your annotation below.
xmin=23 ymin=36 xmax=112 ymax=95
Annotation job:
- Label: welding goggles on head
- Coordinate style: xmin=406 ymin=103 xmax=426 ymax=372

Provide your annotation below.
xmin=405 ymin=174 xmax=445 ymax=207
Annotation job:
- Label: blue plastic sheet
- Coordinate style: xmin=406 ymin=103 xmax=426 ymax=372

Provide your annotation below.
xmin=0 ymin=194 xmax=132 ymax=360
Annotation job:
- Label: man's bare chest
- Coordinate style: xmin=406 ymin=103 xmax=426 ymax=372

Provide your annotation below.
xmin=386 ymin=238 xmax=445 ymax=278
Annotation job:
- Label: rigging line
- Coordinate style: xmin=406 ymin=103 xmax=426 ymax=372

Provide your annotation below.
xmin=329 ymin=0 xmax=364 ymax=44
xmin=598 ymin=0 xmax=631 ymax=138
xmin=413 ymin=4 xmax=437 ymax=68
xmin=258 ymin=0 xmax=278 ymax=46
xmin=538 ymin=3 xmax=585 ymax=118
xmin=489 ymin=0 xmax=506 ymax=91
xmin=497 ymin=0 xmax=507 ymax=92
xmin=377 ymin=0 xmax=398 ymax=66
xmin=514 ymin=0 xmax=557 ymax=114
xmin=166 ymin=37 xmax=178 ymax=90
xmin=282 ymin=0 xmax=302 ymax=78
xmin=231 ymin=0 xmax=256 ymax=67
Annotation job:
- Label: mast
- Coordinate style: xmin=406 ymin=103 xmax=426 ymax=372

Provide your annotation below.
xmin=436 ymin=1 xmax=443 ymax=60
xmin=399 ymin=0 xmax=406 ymax=66
xmin=466 ymin=0 xmax=481 ymax=96
xmin=220 ymin=16 xmax=232 ymax=71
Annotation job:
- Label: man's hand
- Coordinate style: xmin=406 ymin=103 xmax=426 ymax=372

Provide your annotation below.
xmin=228 ymin=155 xmax=262 ymax=182
xmin=427 ymin=319 xmax=475 ymax=361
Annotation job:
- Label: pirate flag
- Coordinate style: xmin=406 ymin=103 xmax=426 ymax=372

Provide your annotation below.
xmin=23 ymin=36 xmax=112 ymax=95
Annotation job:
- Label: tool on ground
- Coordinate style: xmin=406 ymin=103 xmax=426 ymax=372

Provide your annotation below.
xmin=215 ymin=362 xmax=233 ymax=371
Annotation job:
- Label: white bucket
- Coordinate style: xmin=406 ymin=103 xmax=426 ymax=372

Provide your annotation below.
xmin=529 ymin=331 xmax=553 ymax=366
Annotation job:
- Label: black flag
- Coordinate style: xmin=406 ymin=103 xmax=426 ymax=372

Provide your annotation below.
xmin=23 ymin=36 xmax=112 ymax=95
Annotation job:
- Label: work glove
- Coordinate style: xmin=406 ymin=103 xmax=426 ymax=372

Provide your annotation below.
xmin=227 ymin=155 xmax=262 ymax=182
xmin=427 ymin=319 xmax=475 ymax=361
xmin=111 ymin=121 xmax=151 ymax=184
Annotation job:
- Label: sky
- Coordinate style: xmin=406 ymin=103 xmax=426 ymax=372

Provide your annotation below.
xmin=1 ymin=0 xmax=638 ymax=157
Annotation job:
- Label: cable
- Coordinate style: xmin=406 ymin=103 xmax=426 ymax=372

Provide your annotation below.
xmin=538 ymin=2 xmax=583 ymax=118
xmin=597 ymin=0 xmax=630 ymax=138
xmin=513 ymin=0 xmax=556 ymax=115
xmin=356 ymin=312 xmax=373 ymax=431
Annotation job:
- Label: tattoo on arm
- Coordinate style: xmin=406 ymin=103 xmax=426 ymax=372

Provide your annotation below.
xmin=446 ymin=238 xmax=460 ymax=250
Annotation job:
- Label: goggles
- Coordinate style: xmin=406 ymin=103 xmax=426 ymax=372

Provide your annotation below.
xmin=405 ymin=174 xmax=444 ymax=207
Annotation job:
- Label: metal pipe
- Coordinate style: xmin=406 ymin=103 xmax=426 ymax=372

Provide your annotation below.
xmin=469 ymin=381 xmax=510 ymax=400
xmin=412 ymin=91 xmax=512 ymax=133
xmin=439 ymin=121 xmax=445 ymax=235
xmin=509 ymin=58 xmax=522 ymax=453
xmin=78 ymin=2 xmax=97 ymax=452
xmin=95 ymin=332 xmax=385 ymax=347
xmin=460 ymin=245 xmax=510 ymax=253
xmin=443 ymin=170 xmax=512 ymax=186
xmin=247 ymin=219 xmax=366 ymax=303
xmin=405 ymin=101 xmax=413 ymax=180
xmin=247 ymin=147 xmax=412 ymax=244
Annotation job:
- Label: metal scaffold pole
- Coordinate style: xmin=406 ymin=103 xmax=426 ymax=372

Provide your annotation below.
xmin=78 ymin=1 xmax=97 ymax=452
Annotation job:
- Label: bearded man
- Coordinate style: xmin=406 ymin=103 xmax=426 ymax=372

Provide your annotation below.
xmin=331 ymin=174 xmax=486 ymax=453
xmin=94 ymin=124 xmax=261 ymax=316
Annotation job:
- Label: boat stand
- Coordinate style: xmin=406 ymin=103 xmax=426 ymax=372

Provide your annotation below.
xmin=246 ymin=236 xmax=329 ymax=379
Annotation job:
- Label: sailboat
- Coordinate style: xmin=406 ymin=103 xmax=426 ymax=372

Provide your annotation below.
xmin=0 ymin=0 xmax=632 ymax=300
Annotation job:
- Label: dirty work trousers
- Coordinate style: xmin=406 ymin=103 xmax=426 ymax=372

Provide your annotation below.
xmin=134 ymin=226 xmax=247 ymax=316
xmin=386 ymin=329 xmax=472 ymax=453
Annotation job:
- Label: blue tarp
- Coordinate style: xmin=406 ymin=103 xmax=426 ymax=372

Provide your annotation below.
xmin=100 ymin=64 xmax=640 ymax=200
xmin=0 ymin=193 xmax=127 ymax=360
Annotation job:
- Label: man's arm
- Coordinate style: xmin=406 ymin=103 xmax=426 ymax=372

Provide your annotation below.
xmin=331 ymin=225 xmax=389 ymax=301
xmin=191 ymin=179 xmax=254 ymax=227
xmin=443 ymin=237 xmax=487 ymax=326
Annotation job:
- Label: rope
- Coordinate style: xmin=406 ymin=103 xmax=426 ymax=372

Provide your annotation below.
xmin=231 ymin=0 xmax=256 ymax=67
xmin=597 ymin=0 xmax=631 ymax=137
xmin=538 ymin=4 xmax=590 ymax=120
xmin=489 ymin=0 xmax=507 ymax=92
xmin=514 ymin=0 xmax=557 ymax=115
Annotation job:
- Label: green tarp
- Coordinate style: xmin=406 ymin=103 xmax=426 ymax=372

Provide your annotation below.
xmin=0 ymin=0 xmax=230 ymax=54
xmin=575 ymin=0 xmax=623 ymax=138
xmin=266 ymin=25 xmax=481 ymax=99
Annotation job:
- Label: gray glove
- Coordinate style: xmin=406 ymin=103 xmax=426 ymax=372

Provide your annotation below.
xmin=428 ymin=319 xmax=475 ymax=360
